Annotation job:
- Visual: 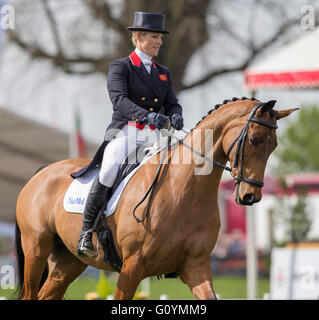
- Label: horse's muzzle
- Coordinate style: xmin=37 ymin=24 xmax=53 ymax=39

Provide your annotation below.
xmin=239 ymin=193 xmax=261 ymax=206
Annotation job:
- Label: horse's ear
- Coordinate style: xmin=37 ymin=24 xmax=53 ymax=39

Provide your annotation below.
xmin=260 ymin=100 xmax=277 ymax=114
xmin=274 ymin=108 xmax=299 ymax=120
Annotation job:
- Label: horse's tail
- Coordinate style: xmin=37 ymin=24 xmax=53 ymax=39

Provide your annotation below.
xmin=15 ymin=221 xmax=24 ymax=298
xmin=15 ymin=220 xmax=49 ymax=299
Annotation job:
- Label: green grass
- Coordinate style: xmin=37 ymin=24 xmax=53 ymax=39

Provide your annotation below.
xmin=64 ymin=276 xmax=99 ymax=300
xmin=64 ymin=275 xmax=269 ymax=300
xmin=0 ymin=275 xmax=269 ymax=300
xmin=0 ymin=287 xmax=17 ymax=300
xmin=214 ymin=276 xmax=269 ymax=299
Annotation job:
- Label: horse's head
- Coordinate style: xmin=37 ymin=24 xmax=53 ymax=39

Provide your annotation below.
xmin=222 ymin=100 xmax=298 ymax=206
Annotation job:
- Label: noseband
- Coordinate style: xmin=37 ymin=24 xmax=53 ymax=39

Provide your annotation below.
xmin=225 ymin=103 xmax=278 ymax=189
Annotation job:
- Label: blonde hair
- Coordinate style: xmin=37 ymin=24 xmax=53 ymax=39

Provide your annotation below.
xmin=131 ymin=31 xmax=148 ymax=47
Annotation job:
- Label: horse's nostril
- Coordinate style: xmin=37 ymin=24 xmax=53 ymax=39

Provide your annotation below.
xmin=243 ymin=193 xmax=255 ymax=205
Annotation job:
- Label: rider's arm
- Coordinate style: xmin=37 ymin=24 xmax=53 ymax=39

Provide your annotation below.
xmin=107 ymin=59 xmax=149 ymax=122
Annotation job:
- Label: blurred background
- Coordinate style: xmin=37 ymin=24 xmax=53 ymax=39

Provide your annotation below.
xmin=1 ymin=0 xmax=319 ymax=300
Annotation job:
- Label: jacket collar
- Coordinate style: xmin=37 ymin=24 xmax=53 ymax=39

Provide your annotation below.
xmin=129 ymin=50 xmax=157 ymax=68
xmin=129 ymin=50 xmax=141 ymax=66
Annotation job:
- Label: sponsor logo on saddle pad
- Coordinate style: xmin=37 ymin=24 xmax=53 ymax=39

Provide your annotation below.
xmin=68 ymin=197 xmax=85 ymax=205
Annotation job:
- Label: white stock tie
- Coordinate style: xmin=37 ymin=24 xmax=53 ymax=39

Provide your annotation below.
xmin=142 ymin=59 xmax=152 ymax=73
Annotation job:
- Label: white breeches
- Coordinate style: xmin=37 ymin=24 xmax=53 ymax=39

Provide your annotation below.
xmin=99 ymin=125 xmax=160 ymax=187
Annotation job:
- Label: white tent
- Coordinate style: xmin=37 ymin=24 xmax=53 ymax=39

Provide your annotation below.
xmin=244 ymin=27 xmax=319 ymax=300
xmin=245 ymin=27 xmax=319 ymax=91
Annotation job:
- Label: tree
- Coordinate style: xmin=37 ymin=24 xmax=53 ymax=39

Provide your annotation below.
xmin=275 ymin=184 xmax=312 ymax=245
xmin=272 ymin=106 xmax=318 ymax=245
xmin=274 ymin=105 xmax=319 ymax=174
xmin=7 ymin=0 xmax=310 ymax=93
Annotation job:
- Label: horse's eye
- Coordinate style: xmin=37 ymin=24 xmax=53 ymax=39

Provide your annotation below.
xmin=250 ymin=137 xmax=261 ymax=146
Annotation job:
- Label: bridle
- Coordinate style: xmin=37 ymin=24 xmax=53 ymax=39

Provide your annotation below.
xmin=225 ymin=102 xmax=278 ymax=189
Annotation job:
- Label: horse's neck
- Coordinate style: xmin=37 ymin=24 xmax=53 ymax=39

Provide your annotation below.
xmin=170 ymin=106 xmax=235 ymax=204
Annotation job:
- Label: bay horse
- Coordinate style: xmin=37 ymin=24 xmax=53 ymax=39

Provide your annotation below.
xmin=15 ymin=98 xmax=297 ymax=300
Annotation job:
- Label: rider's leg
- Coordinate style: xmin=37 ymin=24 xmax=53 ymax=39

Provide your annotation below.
xmin=77 ymin=126 xmax=140 ymax=257
xmin=77 ymin=176 xmax=112 ymax=257
xmin=99 ymin=126 xmax=141 ymax=187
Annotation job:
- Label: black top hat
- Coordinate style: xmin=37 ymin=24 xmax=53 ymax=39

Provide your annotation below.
xmin=127 ymin=12 xmax=169 ymax=34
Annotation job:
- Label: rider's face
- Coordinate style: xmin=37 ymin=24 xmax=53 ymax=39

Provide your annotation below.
xmin=136 ymin=32 xmax=164 ymax=57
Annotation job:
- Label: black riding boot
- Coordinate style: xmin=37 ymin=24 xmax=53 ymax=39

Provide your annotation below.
xmin=77 ymin=176 xmax=112 ymax=257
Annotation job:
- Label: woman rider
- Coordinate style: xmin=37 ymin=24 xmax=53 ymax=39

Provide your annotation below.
xmin=77 ymin=12 xmax=184 ymax=257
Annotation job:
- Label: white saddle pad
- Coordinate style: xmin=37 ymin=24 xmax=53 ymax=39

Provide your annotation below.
xmin=63 ymin=138 xmax=168 ymax=217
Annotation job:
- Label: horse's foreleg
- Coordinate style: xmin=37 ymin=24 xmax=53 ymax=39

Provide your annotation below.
xmin=38 ymin=242 xmax=87 ymax=300
xmin=113 ymin=253 xmax=145 ymax=300
xmin=180 ymin=258 xmax=217 ymax=300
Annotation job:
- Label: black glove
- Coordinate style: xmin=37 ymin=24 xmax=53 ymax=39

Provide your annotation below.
xmin=146 ymin=112 xmax=169 ymax=129
xmin=171 ymin=114 xmax=184 ymax=130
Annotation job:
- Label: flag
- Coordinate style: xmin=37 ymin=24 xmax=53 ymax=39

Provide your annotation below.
xmin=75 ymin=106 xmax=87 ymax=158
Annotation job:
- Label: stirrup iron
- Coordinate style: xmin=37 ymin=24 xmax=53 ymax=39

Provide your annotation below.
xmin=78 ymin=229 xmax=99 ymax=258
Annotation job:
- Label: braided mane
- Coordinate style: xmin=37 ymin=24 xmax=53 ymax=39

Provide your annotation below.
xmin=193 ymin=96 xmax=259 ymax=130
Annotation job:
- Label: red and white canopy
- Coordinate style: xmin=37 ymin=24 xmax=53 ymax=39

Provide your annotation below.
xmin=245 ymin=27 xmax=319 ymax=90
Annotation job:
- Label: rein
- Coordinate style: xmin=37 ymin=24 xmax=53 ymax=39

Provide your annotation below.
xmin=163 ymin=102 xmax=278 ymax=189
xmin=164 ymin=128 xmax=231 ymax=172
xmin=132 ymin=137 xmax=170 ymax=223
